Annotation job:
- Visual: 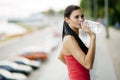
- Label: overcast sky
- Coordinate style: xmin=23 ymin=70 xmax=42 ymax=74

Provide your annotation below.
xmin=0 ymin=0 xmax=80 ymax=18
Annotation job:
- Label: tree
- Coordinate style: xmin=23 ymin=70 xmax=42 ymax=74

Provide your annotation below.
xmin=80 ymin=0 xmax=120 ymax=25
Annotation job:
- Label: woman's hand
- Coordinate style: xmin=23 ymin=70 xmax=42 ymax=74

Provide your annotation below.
xmin=81 ymin=22 xmax=96 ymax=39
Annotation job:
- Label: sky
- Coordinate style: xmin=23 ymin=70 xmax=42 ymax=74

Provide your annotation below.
xmin=0 ymin=0 xmax=80 ymax=18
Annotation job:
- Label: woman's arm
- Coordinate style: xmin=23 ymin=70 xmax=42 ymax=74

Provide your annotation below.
xmin=58 ymin=52 xmax=66 ymax=64
xmin=64 ymin=35 xmax=96 ymax=70
xmin=84 ymin=35 xmax=96 ymax=69
xmin=58 ymin=47 xmax=66 ymax=64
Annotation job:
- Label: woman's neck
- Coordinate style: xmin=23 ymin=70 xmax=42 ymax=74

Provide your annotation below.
xmin=70 ymin=26 xmax=79 ymax=35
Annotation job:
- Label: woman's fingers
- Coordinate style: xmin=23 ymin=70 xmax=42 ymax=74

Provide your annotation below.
xmin=81 ymin=22 xmax=90 ymax=32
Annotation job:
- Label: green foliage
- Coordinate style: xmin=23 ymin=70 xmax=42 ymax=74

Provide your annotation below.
xmin=57 ymin=10 xmax=64 ymax=15
xmin=80 ymin=0 xmax=88 ymax=9
xmin=98 ymin=8 xmax=104 ymax=18
xmin=80 ymin=0 xmax=120 ymax=25
xmin=116 ymin=0 xmax=120 ymax=13
xmin=80 ymin=0 xmax=92 ymax=18
xmin=42 ymin=8 xmax=55 ymax=15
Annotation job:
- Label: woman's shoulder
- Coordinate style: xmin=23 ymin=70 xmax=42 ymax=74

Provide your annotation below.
xmin=63 ymin=35 xmax=75 ymax=43
xmin=62 ymin=35 xmax=77 ymax=48
xmin=62 ymin=35 xmax=81 ymax=50
xmin=62 ymin=35 xmax=75 ymax=50
xmin=61 ymin=35 xmax=73 ymax=55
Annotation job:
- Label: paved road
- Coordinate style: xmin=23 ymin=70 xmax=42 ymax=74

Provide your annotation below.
xmin=0 ymin=15 xmax=63 ymax=60
xmin=0 ymin=26 xmax=57 ymax=60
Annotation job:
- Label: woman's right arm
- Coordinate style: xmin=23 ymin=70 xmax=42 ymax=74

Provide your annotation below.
xmin=84 ymin=34 xmax=96 ymax=69
xmin=64 ymin=34 xmax=96 ymax=70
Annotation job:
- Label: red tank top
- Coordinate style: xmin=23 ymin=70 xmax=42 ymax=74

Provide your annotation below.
xmin=64 ymin=55 xmax=90 ymax=80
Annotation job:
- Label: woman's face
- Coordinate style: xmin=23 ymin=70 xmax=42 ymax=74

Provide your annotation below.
xmin=65 ymin=9 xmax=84 ymax=29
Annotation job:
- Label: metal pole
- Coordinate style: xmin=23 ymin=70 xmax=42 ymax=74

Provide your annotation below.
xmin=105 ymin=0 xmax=109 ymax=38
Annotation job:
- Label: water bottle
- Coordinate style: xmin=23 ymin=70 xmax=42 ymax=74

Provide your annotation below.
xmin=81 ymin=19 xmax=103 ymax=34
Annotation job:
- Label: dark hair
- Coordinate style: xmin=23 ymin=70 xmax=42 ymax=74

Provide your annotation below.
xmin=62 ymin=5 xmax=88 ymax=54
xmin=64 ymin=5 xmax=81 ymax=18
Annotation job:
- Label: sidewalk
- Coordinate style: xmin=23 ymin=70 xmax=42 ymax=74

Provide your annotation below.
xmin=91 ymin=31 xmax=117 ymax=80
xmin=105 ymin=28 xmax=120 ymax=80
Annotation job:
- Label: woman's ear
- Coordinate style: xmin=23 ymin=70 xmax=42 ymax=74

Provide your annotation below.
xmin=64 ymin=17 xmax=70 ymax=24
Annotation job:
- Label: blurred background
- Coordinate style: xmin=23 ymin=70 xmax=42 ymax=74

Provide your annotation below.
xmin=0 ymin=0 xmax=120 ymax=80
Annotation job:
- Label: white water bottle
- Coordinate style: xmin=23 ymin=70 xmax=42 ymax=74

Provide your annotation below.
xmin=83 ymin=19 xmax=103 ymax=34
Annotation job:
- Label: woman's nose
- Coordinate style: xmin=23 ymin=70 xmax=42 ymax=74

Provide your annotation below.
xmin=79 ymin=17 xmax=84 ymax=22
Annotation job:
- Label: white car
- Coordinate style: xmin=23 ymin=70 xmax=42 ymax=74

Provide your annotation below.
xmin=0 ymin=60 xmax=32 ymax=75
xmin=0 ymin=68 xmax=27 ymax=80
xmin=9 ymin=56 xmax=42 ymax=70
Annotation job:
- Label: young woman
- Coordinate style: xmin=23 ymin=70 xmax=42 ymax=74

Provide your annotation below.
xmin=58 ymin=5 xmax=96 ymax=80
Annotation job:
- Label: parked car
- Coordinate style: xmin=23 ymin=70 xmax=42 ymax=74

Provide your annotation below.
xmin=0 ymin=68 xmax=27 ymax=80
xmin=9 ymin=56 xmax=41 ymax=70
xmin=0 ymin=60 xmax=32 ymax=76
xmin=21 ymin=51 xmax=48 ymax=61
xmin=19 ymin=46 xmax=48 ymax=61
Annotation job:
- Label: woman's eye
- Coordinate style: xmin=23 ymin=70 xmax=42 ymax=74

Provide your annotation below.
xmin=81 ymin=14 xmax=84 ymax=18
xmin=75 ymin=15 xmax=79 ymax=19
xmin=74 ymin=14 xmax=84 ymax=19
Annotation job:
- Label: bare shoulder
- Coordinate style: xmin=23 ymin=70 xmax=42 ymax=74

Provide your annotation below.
xmin=63 ymin=35 xmax=82 ymax=53
xmin=63 ymin=35 xmax=75 ymax=43
xmin=62 ymin=35 xmax=75 ymax=55
xmin=63 ymin=35 xmax=77 ymax=47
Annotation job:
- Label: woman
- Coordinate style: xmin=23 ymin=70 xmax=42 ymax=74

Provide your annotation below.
xmin=58 ymin=5 xmax=96 ymax=80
